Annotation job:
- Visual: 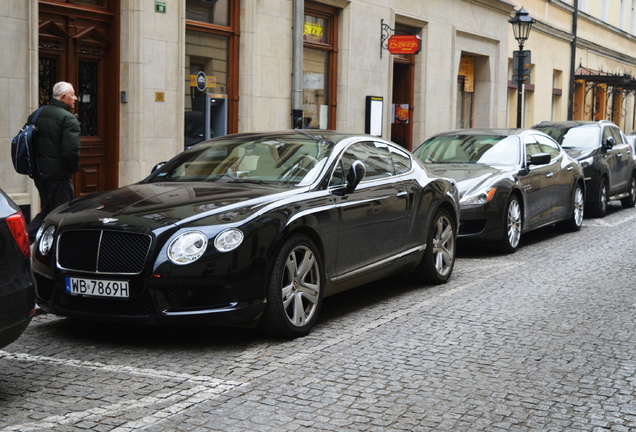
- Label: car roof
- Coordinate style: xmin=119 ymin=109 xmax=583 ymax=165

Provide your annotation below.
xmin=428 ymin=128 xmax=553 ymax=139
xmin=205 ymin=130 xmax=385 ymax=144
xmin=533 ymin=120 xmax=609 ymax=130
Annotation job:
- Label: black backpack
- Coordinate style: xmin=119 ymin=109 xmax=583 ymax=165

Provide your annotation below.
xmin=11 ymin=106 xmax=45 ymax=178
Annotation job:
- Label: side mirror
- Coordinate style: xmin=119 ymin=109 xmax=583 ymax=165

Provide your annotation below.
xmin=345 ymin=161 xmax=366 ymax=194
xmin=604 ymin=135 xmax=615 ymax=149
xmin=152 ymin=162 xmax=166 ymax=173
xmin=528 ymin=153 xmax=551 ymax=166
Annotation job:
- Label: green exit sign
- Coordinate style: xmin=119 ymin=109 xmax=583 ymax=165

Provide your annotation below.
xmin=155 ymin=1 xmax=166 ymax=13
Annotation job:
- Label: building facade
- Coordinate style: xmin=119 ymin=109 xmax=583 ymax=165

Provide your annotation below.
xmin=513 ymin=0 xmax=636 ymax=130
xmin=2 ymin=0 xmax=636 ymax=222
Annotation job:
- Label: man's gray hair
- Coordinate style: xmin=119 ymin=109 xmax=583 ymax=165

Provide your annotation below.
xmin=53 ymin=82 xmax=74 ymax=100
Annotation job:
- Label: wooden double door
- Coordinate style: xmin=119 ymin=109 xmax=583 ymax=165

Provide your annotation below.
xmin=38 ymin=1 xmax=120 ymax=195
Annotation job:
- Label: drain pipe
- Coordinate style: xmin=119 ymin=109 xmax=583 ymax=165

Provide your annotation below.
xmin=291 ymin=0 xmax=304 ymax=128
xmin=567 ymin=0 xmax=578 ymax=120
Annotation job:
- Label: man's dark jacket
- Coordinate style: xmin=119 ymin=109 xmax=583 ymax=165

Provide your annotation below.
xmin=28 ymin=99 xmax=81 ymax=180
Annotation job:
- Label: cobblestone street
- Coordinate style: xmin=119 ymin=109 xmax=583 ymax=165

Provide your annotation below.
xmin=1 ymin=203 xmax=635 ymax=431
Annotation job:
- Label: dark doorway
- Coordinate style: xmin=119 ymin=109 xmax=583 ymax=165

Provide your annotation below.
xmin=391 ymin=58 xmax=415 ymax=150
xmin=38 ymin=0 xmax=120 ymax=196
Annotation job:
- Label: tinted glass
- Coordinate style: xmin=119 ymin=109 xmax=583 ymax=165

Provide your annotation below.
xmin=534 ymin=134 xmax=561 ymax=159
xmin=608 ymin=126 xmax=625 ymax=144
xmin=338 ymin=142 xmax=393 ymax=181
xmin=525 ymin=136 xmax=543 ymax=163
xmin=413 ymin=134 xmax=520 ymax=165
xmin=391 ymin=146 xmax=411 ymax=174
xmin=540 ymin=125 xmax=600 ymax=149
xmin=150 ymin=137 xmax=333 ymax=186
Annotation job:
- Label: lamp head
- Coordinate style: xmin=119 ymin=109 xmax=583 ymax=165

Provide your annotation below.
xmin=509 ymin=7 xmax=535 ymax=47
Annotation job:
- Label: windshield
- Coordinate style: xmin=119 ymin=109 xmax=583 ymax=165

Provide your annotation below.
xmin=413 ymin=134 xmax=520 ymax=165
xmin=536 ymin=125 xmax=600 ymax=149
xmin=148 ymin=136 xmax=334 ymax=186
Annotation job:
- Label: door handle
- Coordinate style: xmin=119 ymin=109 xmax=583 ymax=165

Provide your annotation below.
xmin=396 ymin=191 xmax=408 ymax=198
xmin=567 ymin=166 xmax=573 ymax=171
xmin=546 ymin=172 xmax=554 ymax=178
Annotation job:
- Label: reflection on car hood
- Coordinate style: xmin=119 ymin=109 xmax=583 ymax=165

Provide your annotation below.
xmin=562 ymin=148 xmax=595 ymax=160
xmin=53 ymin=182 xmax=295 ymax=230
xmin=425 ymin=163 xmax=511 ymax=196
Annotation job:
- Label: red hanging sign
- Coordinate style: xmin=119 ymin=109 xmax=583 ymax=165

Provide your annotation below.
xmin=387 ymin=35 xmax=421 ymax=55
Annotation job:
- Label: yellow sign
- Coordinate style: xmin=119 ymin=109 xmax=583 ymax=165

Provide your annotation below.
xmin=304 ymin=22 xmax=324 ymax=43
xmin=189 ymin=75 xmax=217 ymax=88
xmin=459 ymin=56 xmax=475 ymax=93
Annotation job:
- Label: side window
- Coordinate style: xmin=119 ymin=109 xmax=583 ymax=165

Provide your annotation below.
xmin=329 ymin=160 xmax=346 ymax=187
xmin=524 ymin=137 xmax=542 ymax=163
xmin=602 ymin=125 xmax=613 ymax=145
xmin=609 ymin=126 xmax=625 ymax=145
xmin=335 ymin=141 xmax=393 ymax=181
xmin=390 ymin=145 xmax=411 ymax=175
xmin=535 ymin=134 xmax=561 ymax=159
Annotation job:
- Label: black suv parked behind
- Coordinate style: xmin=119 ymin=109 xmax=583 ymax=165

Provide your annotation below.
xmin=533 ymin=120 xmax=636 ymax=217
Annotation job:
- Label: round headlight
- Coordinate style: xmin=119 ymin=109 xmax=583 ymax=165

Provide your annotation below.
xmin=39 ymin=225 xmax=56 ymax=256
xmin=168 ymin=231 xmax=208 ymax=265
xmin=214 ymin=228 xmax=244 ymax=252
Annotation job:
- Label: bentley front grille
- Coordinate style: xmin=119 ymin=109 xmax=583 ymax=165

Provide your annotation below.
xmin=57 ymin=230 xmax=152 ymax=274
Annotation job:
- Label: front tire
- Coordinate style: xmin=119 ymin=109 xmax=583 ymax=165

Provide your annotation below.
xmin=258 ymin=234 xmax=323 ymax=338
xmin=621 ymin=174 xmax=636 ymax=208
xmin=498 ymin=195 xmax=522 ymax=254
xmin=591 ymin=177 xmax=608 ymax=218
xmin=413 ymin=208 xmax=456 ymax=284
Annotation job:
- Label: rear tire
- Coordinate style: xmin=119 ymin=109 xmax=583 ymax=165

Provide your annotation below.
xmin=621 ymin=174 xmax=636 ymax=208
xmin=590 ymin=178 xmax=608 ymax=218
xmin=498 ymin=195 xmax=522 ymax=254
xmin=257 ymin=234 xmax=323 ymax=338
xmin=413 ymin=208 xmax=456 ymax=285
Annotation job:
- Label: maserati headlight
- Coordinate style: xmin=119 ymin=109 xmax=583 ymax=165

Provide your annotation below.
xmin=38 ymin=225 xmax=56 ymax=256
xmin=168 ymin=231 xmax=208 ymax=265
xmin=460 ymin=186 xmax=497 ymax=205
xmin=214 ymin=228 xmax=244 ymax=252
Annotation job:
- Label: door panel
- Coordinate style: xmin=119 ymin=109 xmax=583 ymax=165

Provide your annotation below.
xmin=330 ymin=142 xmax=408 ymax=277
xmin=521 ymin=140 xmax=555 ymax=229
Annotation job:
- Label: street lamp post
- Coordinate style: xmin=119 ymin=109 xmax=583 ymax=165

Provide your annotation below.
xmin=509 ymin=7 xmax=535 ymax=128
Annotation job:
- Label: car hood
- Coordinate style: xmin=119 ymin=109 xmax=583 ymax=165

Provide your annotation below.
xmin=50 ymin=182 xmax=299 ymax=231
xmin=425 ymin=163 xmax=511 ymax=197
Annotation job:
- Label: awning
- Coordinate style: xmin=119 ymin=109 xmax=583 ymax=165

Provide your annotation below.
xmin=575 ymin=66 xmax=636 ymax=91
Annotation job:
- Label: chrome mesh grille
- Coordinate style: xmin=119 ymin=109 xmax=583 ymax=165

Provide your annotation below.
xmin=57 ymin=230 xmax=152 ymax=274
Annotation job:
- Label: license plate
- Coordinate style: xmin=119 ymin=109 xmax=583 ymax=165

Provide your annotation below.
xmin=65 ymin=277 xmax=130 ymax=298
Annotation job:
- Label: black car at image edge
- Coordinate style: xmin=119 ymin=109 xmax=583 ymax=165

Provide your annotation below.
xmin=533 ymin=120 xmax=636 ymax=217
xmin=0 ymin=188 xmax=37 ymax=349
xmin=32 ymin=130 xmax=460 ymax=338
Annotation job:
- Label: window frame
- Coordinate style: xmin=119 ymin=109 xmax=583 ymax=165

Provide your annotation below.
xmin=304 ymin=1 xmax=338 ymax=130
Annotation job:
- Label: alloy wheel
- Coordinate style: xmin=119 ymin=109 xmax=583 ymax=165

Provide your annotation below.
xmin=280 ymin=245 xmax=321 ymax=328
xmin=506 ymin=198 xmax=522 ymax=248
xmin=431 ymin=213 xmax=455 ymax=278
xmin=573 ymin=186 xmax=584 ymax=227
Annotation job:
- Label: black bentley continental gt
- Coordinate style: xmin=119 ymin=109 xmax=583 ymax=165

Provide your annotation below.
xmin=413 ymin=128 xmax=585 ymax=253
xmin=32 ymin=131 xmax=459 ymax=337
